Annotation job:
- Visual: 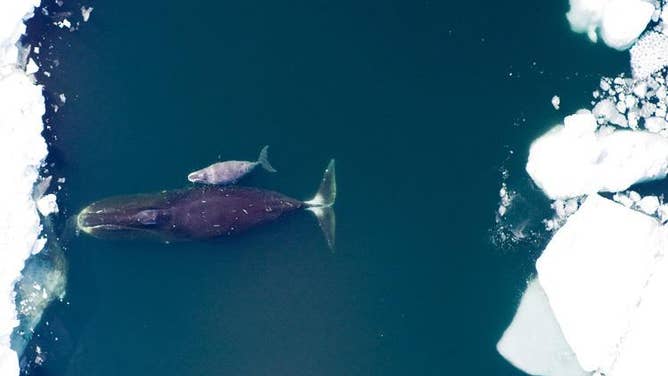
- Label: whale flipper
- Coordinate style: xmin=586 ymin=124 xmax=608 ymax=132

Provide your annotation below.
xmin=306 ymin=159 xmax=336 ymax=250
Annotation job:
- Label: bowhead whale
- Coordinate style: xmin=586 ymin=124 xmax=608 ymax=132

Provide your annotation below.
xmin=187 ymin=145 xmax=276 ymax=185
xmin=77 ymin=160 xmax=336 ymax=249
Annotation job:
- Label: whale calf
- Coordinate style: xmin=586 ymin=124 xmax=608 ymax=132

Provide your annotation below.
xmin=77 ymin=160 xmax=336 ymax=249
xmin=187 ymin=145 xmax=276 ymax=185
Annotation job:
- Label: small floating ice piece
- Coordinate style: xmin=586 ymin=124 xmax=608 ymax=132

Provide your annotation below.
xmin=613 ymin=191 xmax=634 ymax=207
xmin=55 ymin=18 xmax=71 ymax=29
xmin=497 ymin=278 xmax=588 ymax=376
xmin=81 ymin=6 xmax=93 ymax=22
xmin=593 ymin=98 xmax=627 ymax=127
xmin=36 ymin=194 xmax=58 ymax=216
xmin=644 ymin=116 xmax=668 ymax=133
xmin=25 ymin=58 xmax=38 ymax=74
xmin=31 ymin=237 xmax=46 ymax=255
xmin=636 ymin=195 xmax=660 ymax=215
xmin=551 ymin=95 xmax=561 ymax=110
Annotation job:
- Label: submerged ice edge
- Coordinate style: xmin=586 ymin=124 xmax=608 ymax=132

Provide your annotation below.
xmin=0 ymin=0 xmax=53 ymax=375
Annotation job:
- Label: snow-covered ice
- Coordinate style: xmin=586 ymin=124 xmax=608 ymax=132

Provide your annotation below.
xmin=526 ymin=110 xmax=668 ymax=199
xmin=610 ymin=253 xmax=668 ymax=375
xmin=537 ymin=194 xmax=667 ymax=374
xmin=497 ymin=278 xmax=588 ymax=376
xmin=0 ymin=0 xmax=50 ymax=374
xmin=599 ymin=0 xmax=655 ymax=50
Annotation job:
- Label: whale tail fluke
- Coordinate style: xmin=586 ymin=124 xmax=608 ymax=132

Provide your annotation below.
xmin=305 ymin=159 xmax=336 ymax=250
xmin=257 ymin=145 xmax=277 ymax=173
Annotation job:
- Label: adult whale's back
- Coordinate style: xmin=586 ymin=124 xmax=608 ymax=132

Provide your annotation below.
xmin=77 ymin=160 xmax=336 ymax=248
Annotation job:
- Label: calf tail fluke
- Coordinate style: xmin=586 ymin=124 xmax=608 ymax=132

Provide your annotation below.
xmin=306 ymin=159 xmax=336 ymax=250
xmin=258 ymin=145 xmax=277 ymax=173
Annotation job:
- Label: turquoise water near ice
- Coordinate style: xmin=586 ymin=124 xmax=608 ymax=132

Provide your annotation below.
xmin=24 ymin=0 xmax=629 ymax=374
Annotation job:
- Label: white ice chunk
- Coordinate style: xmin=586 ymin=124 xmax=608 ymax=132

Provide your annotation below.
xmin=613 ymin=192 xmax=634 ymax=207
xmin=36 ymin=194 xmax=58 ymax=216
xmin=644 ymin=116 xmax=668 ymax=133
xmin=25 ymin=58 xmax=37 ymax=74
xmin=629 ymin=190 xmax=641 ymax=202
xmin=632 ymin=81 xmax=647 ymax=98
xmin=537 ymin=195 xmax=666 ymax=373
xmin=30 ymin=237 xmax=46 ymax=255
xmin=600 ymin=0 xmax=654 ymax=50
xmin=592 ymin=99 xmax=627 ymax=127
xmin=567 ymin=0 xmax=654 ymax=50
xmin=497 ymin=278 xmax=588 ymax=376
xmin=81 ymin=6 xmax=93 ymax=22
xmin=636 ymin=195 xmax=660 ymax=215
xmin=526 ymin=110 xmax=668 ymax=199
xmin=552 ymin=95 xmax=561 ymax=110
xmin=56 ymin=18 xmax=71 ymax=29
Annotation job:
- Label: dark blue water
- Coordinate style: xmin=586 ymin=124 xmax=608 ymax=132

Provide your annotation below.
xmin=24 ymin=0 xmax=629 ymax=375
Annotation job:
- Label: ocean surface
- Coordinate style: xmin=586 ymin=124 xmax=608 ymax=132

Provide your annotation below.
xmin=23 ymin=0 xmax=629 ymax=375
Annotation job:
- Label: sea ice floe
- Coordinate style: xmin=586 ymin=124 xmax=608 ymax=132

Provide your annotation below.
xmin=566 ymin=0 xmax=655 ymax=50
xmin=526 ymin=110 xmax=668 ymax=199
xmin=599 ymin=0 xmax=655 ymax=50
xmin=551 ymin=95 xmax=561 ymax=110
xmin=497 ymin=278 xmax=588 ymax=376
xmin=500 ymin=1 xmax=668 ymax=375
xmin=0 ymin=0 xmax=50 ymax=374
xmin=537 ymin=194 xmax=667 ymax=374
